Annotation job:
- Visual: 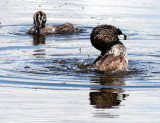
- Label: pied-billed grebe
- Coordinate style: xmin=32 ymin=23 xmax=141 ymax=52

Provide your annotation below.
xmin=29 ymin=11 xmax=80 ymax=35
xmin=90 ymin=24 xmax=128 ymax=72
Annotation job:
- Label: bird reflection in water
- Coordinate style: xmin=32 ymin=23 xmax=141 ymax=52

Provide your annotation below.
xmin=89 ymin=73 xmax=129 ymax=109
xmin=32 ymin=34 xmax=46 ymax=58
xmin=32 ymin=34 xmax=46 ymax=45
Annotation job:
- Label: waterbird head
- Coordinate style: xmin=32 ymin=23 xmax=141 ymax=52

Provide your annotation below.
xmin=33 ymin=11 xmax=47 ymax=34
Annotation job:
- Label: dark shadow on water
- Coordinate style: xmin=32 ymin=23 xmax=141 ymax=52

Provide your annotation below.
xmin=89 ymin=73 xmax=129 ymax=109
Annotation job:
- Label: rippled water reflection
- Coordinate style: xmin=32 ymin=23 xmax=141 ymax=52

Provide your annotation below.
xmin=0 ymin=0 xmax=160 ymax=122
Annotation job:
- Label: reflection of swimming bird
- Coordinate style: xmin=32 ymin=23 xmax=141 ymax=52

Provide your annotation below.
xmin=89 ymin=73 xmax=129 ymax=109
xmin=29 ymin=11 xmax=80 ymax=35
xmin=90 ymin=91 xmax=128 ymax=109
xmin=32 ymin=34 xmax=46 ymax=45
xmin=90 ymin=25 xmax=128 ymax=72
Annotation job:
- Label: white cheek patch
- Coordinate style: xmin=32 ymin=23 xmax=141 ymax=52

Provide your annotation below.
xmin=39 ymin=21 xmax=42 ymax=27
xmin=38 ymin=15 xmax=42 ymax=27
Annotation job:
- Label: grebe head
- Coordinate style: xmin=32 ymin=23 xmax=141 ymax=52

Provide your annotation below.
xmin=33 ymin=11 xmax=47 ymax=33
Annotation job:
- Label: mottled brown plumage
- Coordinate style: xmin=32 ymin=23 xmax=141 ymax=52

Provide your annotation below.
xmin=29 ymin=11 xmax=80 ymax=35
xmin=90 ymin=25 xmax=128 ymax=72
